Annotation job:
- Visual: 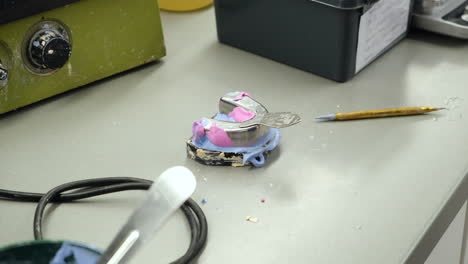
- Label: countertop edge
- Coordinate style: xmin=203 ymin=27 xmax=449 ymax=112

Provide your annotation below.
xmin=403 ymin=168 xmax=468 ymax=264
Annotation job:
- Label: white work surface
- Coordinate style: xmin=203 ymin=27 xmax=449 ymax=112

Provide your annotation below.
xmin=1 ymin=8 xmax=468 ymax=264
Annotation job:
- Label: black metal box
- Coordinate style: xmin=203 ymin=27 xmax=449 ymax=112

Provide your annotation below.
xmin=214 ymin=0 xmax=413 ymax=82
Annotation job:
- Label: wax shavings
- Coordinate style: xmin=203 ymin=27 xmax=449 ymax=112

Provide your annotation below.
xmin=245 ymin=216 xmax=258 ymax=223
xmin=445 ymin=97 xmax=464 ymax=110
xmin=445 ymin=97 xmax=465 ymax=121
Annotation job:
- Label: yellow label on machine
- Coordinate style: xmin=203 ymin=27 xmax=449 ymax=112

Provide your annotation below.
xmin=158 ymin=0 xmax=212 ymax=11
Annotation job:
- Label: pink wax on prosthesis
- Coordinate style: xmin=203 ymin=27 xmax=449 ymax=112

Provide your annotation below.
xmin=228 ymin=107 xmax=256 ymax=122
xmin=192 ymin=121 xmax=205 ymax=142
xmin=192 ymin=100 xmax=256 ymax=148
xmin=233 ymin=92 xmax=251 ymax=101
xmin=206 ymin=122 xmax=232 ymax=147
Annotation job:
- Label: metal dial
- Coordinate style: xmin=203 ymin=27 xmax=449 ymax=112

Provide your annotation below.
xmin=0 ymin=61 xmax=7 ymax=89
xmin=29 ymin=29 xmax=71 ymax=70
xmin=22 ymin=20 xmax=72 ymax=75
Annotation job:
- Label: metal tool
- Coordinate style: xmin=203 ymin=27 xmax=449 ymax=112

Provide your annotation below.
xmin=316 ymin=106 xmax=445 ymax=121
xmin=412 ymin=0 xmax=468 ymax=39
xmin=97 ymin=166 xmax=196 ymax=264
xmin=239 ymin=112 xmax=301 ymax=128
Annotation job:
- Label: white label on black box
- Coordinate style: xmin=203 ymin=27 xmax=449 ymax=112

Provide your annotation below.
xmin=355 ymin=0 xmax=411 ymax=73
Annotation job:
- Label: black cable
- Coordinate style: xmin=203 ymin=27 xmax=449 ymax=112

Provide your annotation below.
xmin=0 ymin=177 xmax=208 ymax=264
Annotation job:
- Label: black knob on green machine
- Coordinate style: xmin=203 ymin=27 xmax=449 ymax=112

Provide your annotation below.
xmin=28 ymin=29 xmax=71 ymax=70
xmin=0 ymin=62 xmax=8 ymax=88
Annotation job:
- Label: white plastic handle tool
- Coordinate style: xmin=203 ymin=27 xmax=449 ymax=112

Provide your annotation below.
xmin=97 ymin=166 xmax=197 ymax=264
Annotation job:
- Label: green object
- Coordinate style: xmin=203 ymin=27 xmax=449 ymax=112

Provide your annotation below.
xmin=0 ymin=240 xmax=102 ymax=263
xmin=0 ymin=0 xmax=166 ymax=114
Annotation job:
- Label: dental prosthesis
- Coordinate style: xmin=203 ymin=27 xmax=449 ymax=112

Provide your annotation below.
xmin=187 ymin=91 xmax=298 ymax=168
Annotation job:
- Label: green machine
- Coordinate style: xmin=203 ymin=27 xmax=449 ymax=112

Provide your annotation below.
xmin=0 ymin=0 xmax=166 ymax=114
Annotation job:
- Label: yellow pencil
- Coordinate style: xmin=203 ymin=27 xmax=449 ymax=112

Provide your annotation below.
xmin=315 ymin=107 xmax=446 ymax=121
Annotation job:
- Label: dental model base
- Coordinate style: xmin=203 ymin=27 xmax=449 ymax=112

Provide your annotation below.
xmin=186 ymin=92 xmax=301 ymax=168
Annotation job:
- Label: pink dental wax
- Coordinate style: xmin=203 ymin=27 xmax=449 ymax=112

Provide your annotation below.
xmin=192 ymin=121 xmax=205 ymax=142
xmin=228 ymin=107 xmax=256 ymax=122
xmin=206 ymin=122 xmax=232 ymax=147
xmin=233 ymin=92 xmax=251 ymax=101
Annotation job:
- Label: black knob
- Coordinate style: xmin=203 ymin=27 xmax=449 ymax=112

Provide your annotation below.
xmin=29 ymin=30 xmax=71 ymax=70
xmin=0 ymin=62 xmax=8 ymax=88
xmin=0 ymin=64 xmax=7 ymax=80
